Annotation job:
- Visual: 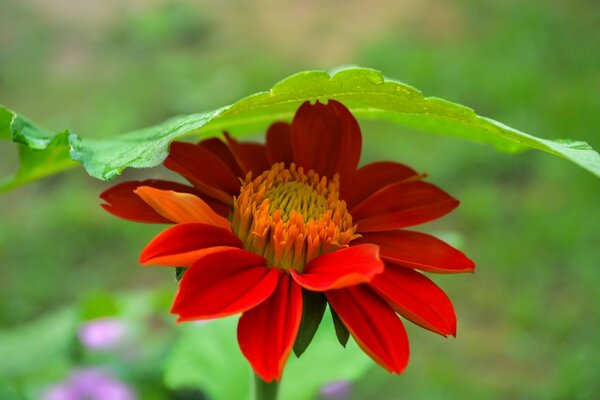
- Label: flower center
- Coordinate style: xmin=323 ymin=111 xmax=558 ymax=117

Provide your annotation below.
xmin=231 ymin=163 xmax=358 ymax=271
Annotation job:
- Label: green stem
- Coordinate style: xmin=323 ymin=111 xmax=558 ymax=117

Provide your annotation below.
xmin=253 ymin=373 xmax=279 ymax=400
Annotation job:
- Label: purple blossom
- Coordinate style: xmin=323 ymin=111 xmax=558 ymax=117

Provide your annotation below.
xmin=42 ymin=368 xmax=136 ymax=400
xmin=78 ymin=318 xmax=127 ymax=350
xmin=319 ymin=380 xmax=353 ymax=400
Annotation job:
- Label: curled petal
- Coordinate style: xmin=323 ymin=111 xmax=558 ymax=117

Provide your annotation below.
xmin=326 ymin=286 xmax=409 ymax=373
xmin=100 ymin=180 xmax=197 ymax=223
xmin=172 ymin=248 xmax=278 ymax=321
xmin=140 ymin=223 xmax=242 ymax=266
xmin=352 ymin=181 xmax=459 ymax=232
xmin=224 ymin=133 xmax=270 ymax=176
xmin=266 ymin=122 xmax=294 ymax=165
xmin=341 ymin=162 xmax=421 ymax=209
xmin=291 ymin=100 xmax=361 ymax=178
xmin=164 ymin=141 xmax=238 ymax=205
xmin=291 ymin=244 xmax=384 ymax=291
xmin=355 ymin=231 xmax=475 ymax=274
xmin=238 ymin=274 xmax=302 ymax=382
xmin=370 ymin=264 xmax=457 ymax=336
xmin=135 ymin=186 xmax=231 ymax=229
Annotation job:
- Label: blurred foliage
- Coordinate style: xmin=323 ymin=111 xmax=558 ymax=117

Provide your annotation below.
xmin=0 ymin=0 xmax=599 ymax=399
xmin=165 ymin=314 xmax=372 ymax=400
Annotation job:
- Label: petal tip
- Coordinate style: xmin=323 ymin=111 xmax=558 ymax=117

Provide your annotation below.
xmin=138 ymin=252 xmax=151 ymax=265
xmin=133 ymin=185 xmax=151 ymax=196
xmin=462 ymin=257 xmax=476 ymax=273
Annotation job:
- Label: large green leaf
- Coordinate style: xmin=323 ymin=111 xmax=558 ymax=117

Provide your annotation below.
xmin=164 ymin=315 xmax=373 ymax=400
xmin=2 ymin=67 xmax=598 ymax=191
xmin=0 ymin=108 xmax=77 ymax=192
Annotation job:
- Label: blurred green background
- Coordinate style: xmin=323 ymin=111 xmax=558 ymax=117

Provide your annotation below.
xmin=1 ymin=0 xmax=599 ymax=399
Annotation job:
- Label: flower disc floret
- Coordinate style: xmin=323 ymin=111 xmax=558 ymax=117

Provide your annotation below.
xmin=232 ymin=162 xmax=358 ymax=271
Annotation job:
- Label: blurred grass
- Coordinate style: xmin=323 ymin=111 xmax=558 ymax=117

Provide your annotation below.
xmin=1 ymin=0 xmax=599 ymax=399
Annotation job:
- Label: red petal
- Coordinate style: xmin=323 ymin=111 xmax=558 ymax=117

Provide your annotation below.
xmin=164 ymin=141 xmax=239 ymax=205
xmin=140 ymin=223 xmax=242 ymax=266
xmin=238 ymin=274 xmax=302 ymax=382
xmin=224 ymin=133 xmax=270 ymax=176
xmin=290 ymin=245 xmax=384 ymax=291
xmin=100 ymin=180 xmax=198 ymax=223
xmin=265 ymin=122 xmax=294 ymax=165
xmin=370 ymin=264 xmax=457 ymax=336
xmin=355 ymin=231 xmax=475 ymax=274
xmin=341 ymin=162 xmax=421 ymax=209
xmin=171 ymin=248 xmax=278 ymax=321
xmin=326 ymin=286 xmax=409 ymax=373
xmin=291 ymin=100 xmax=361 ymax=178
xmin=352 ymin=181 xmax=459 ymax=232
xmin=135 ymin=186 xmax=231 ymax=229
xmin=198 ymin=137 xmax=244 ymax=177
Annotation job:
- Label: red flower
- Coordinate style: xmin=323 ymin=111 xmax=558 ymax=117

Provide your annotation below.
xmin=101 ymin=100 xmax=475 ymax=382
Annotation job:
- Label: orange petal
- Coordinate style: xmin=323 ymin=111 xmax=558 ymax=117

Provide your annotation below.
xmin=265 ymin=122 xmax=294 ymax=165
xmin=326 ymin=286 xmax=409 ymax=373
xmin=290 ymin=244 xmax=384 ymax=291
xmin=237 ymin=274 xmax=302 ymax=382
xmin=291 ymin=100 xmax=361 ymax=179
xmin=340 ymin=161 xmax=420 ymax=209
xmin=140 ymin=222 xmax=243 ymax=266
xmin=355 ymin=230 xmax=475 ymax=274
xmin=224 ymin=132 xmax=270 ymax=176
xmin=352 ymin=181 xmax=459 ymax=231
xmin=172 ymin=248 xmax=278 ymax=321
xmin=198 ymin=137 xmax=244 ymax=177
xmin=135 ymin=186 xmax=231 ymax=229
xmin=370 ymin=264 xmax=457 ymax=337
xmin=100 ymin=179 xmax=198 ymax=224
xmin=164 ymin=141 xmax=239 ymax=206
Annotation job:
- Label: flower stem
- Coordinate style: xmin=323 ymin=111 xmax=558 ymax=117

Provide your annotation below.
xmin=253 ymin=373 xmax=279 ymax=400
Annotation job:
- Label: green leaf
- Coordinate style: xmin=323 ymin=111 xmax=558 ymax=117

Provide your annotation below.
xmin=293 ymin=290 xmax=327 ymax=357
xmin=2 ymin=66 xmax=599 ymax=191
xmin=165 ymin=315 xmax=373 ymax=400
xmin=175 ymin=267 xmax=187 ymax=282
xmin=330 ymin=306 xmax=350 ymax=348
xmin=68 ymin=111 xmax=222 ymax=180
xmin=0 ymin=107 xmax=77 ymax=192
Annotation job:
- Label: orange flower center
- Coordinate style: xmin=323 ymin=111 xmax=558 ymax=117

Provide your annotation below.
xmin=231 ymin=163 xmax=358 ymax=271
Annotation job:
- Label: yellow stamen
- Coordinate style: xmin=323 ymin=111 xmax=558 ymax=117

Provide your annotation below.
xmin=231 ymin=163 xmax=359 ymax=271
